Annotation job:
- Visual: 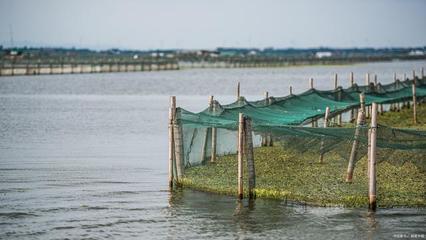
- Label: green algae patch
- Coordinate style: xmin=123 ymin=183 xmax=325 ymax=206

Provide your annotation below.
xmin=181 ymin=105 xmax=426 ymax=208
xmin=182 ymin=146 xmax=425 ymax=207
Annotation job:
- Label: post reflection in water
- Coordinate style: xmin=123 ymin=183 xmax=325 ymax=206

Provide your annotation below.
xmin=366 ymin=210 xmax=379 ymax=240
xmin=166 ymin=189 xmax=423 ymax=239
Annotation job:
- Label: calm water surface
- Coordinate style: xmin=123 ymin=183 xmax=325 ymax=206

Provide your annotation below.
xmin=1 ymin=61 xmax=425 ymax=239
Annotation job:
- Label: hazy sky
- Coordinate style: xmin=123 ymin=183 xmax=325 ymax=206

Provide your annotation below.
xmin=1 ymin=0 xmax=425 ymax=50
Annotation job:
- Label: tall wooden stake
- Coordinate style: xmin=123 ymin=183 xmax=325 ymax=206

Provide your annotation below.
xmin=346 ymin=110 xmax=365 ymax=182
xmin=244 ymin=118 xmax=256 ymax=199
xmin=360 ymin=93 xmax=366 ymax=115
xmin=173 ymin=97 xmax=184 ymax=180
xmin=200 ymin=97 xmax=213 ymax=164
xmin=334 ymin=73 xmax=338 ymax=89
xmin=319 ymin=106 xmax=330 ymax=163
xmin=264 ymin=91 xmax=269 ymax=105
xmin=368 ymin=103 xmax=378 ymax=211
xmin=350 ymin=72 xmax=355 ymax=121
xmin=289 ymin=86 xmax=293 ymax=95
xmin=365 ymin=73 xmax=370 ymax=86
xmin=413 ymin=80 xmax=417 ymax=124
xmin=238 ymin=113 xmax=244 ymax=199
xmin=237 ymin=82 xmax=240 ymax=100
xmin=168 ymin=98 xmax=176 ymax=188
xmin=211 ymin=96 xmax=217 ymax=162
xmin=310 ymin=78 xmax=314 ymax=89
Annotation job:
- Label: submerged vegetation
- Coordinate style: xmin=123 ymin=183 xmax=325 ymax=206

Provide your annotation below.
xmin=181 ymin=104 xmax=426 ymax=207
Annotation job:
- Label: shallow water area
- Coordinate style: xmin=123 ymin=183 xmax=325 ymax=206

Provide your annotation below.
xmin=1 ymin=61 xmax=425 ymax=239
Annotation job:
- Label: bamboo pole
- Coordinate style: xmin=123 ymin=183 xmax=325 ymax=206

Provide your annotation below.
xmin=168 ymin=100 xmax=175 ymax=188
xmin=413 ymin=80 xmax=417 ymax=124
xmin=289 ymin=86 xmax=293 ymax=95
xmin=334 ymin=73 xmax=338 ymax=89
xmin=365 ymin=73 xmax=370 ymax=86
xmin=237 ymin=82 xmax=240 ymax=100
xmin=366 ymin=74 xmax=371 ymax=119
xmin=200 ymin=97 xmax=213 ymax=163
xmin=211 ymin=126 xmax=217 ymax=162
xmin=210 ymin=98 xmax=217 ymax=163
xmin=360 ymin=93 xmax=366 ymax=115
xmin=238 ymin=113 xmax=244 ymax=199
xmin=350 ymin=72 xmax=355 ymax=121
xmin=173 ymin=98 xmax=184 ymax=180
xmin=264 ymin=91 xmax=269 ymax=105
xmin=319 ymin=106 xmax=330 ymax=163
xmin=368 ymin=103 xmax=378 ymax=211
xmin=244 ymin=117 xmax=256 ymax=199
xmin=310 ymin=78 xmax=314 ymax=89
xmin=346 ymin=110 xmax=365 ymax=182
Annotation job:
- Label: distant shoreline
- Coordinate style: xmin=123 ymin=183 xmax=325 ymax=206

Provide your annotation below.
xmin=1 ymin=58 xmax=425 ymax=77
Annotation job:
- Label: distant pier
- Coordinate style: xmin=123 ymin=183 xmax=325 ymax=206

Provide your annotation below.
xmin=0 ymin=61 xmax=180 ymax=76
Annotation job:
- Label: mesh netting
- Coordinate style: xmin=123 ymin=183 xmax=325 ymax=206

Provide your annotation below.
xmin=177 ymin=77 xmax=426 ymax=170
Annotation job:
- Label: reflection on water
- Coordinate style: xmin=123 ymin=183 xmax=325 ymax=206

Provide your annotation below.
xmin=167 ymin=189 xmax=424 ymax=239
xmin=1 ymin=61 xmax=425 ymax=239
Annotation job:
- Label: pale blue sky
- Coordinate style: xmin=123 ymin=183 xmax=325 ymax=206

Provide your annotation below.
xmin=0 ymin=0 xmax=425 ymax=50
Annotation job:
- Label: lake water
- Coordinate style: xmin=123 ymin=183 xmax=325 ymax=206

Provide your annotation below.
xmin=1 ymin=60 xmax=425 ymax=239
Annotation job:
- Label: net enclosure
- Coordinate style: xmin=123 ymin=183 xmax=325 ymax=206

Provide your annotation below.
xmin=168 ymin=76 xmax=426 ymax=208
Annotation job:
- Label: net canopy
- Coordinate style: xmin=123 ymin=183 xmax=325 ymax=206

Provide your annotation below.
xmin=175 ymin=77 xmax=426 ymax=169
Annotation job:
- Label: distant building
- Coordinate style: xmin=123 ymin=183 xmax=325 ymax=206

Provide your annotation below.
xmin=408 ymin=50 xmax=424 ymax=56
xmin=248 ymin=50 xmax=258 ymax=56
xmin=196 ymin=50 xmax=220 ymax=58
xmin=315 ymin=51 xmax=332 ymax=58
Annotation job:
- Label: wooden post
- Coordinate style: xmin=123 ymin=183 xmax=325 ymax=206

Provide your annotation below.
xmin=365 ymin=73 xmax=370 ymax=86
xmin=334 ymin=73 xmax=338 ymax=89
xmin=201 ymin=96 xmax=213 ymax=163
xmin=368 ymin=103 xmax=378 ymax=211
xmin=413 ymin=81 xmax=417 ymax=124
xmin=374 ymin=74 xmax=377 ymax=86
xmin=310 ymin=78 xmax=314 ymax=89
xmin=211 ymin=99 xmax=217 ymax=163
xmin=238 ymin=113 xmax=244 ymax=199
xmin=346 ymin=110 xmax=365 ymax=182
xmin=237 ymin=82 xmax=240 ymax=100
xmin=421 ymin=67 xmax=424 ymax=79
xmin=289 ymin=86 xmax=293 ymax=95
xmin=168 ymin=102 xmax=175 ymax=188
xmin=350 ymin=72 xmax=355 ymax=121
xmin=319 ymin=106 xmax=330 ymax=163
xmin=173 ymin=97 xmax=184 ymax=180
xmin=264 ymin=91 xmax=269 ymax=105
xmin=360 ymin=93 xmax=366 ymax=115
xmin=244 ymin=117 xmax=256 ymax=199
